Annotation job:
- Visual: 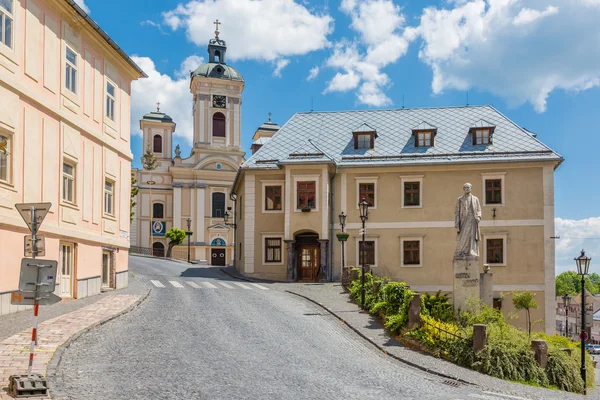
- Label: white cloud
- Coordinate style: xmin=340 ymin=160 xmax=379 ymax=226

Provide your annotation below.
xmin=163 ymin=0 xmax=333 ymax=62
xmin=273 ymin=59 xmax=290 ymax=78
xmin=555 ymin=217 xmax=600 ymax=275
xmin=414 ymin=0 xmax=600 ymax=112
xmin=307 ymin=66 xmax=320 ymax=81
xmin=176 ymin=55 xmax=204 ymax=79
xmin=323 ymin=0 xmax=409 ymax=106
xmin=74 ymin=0 xmax=90 ymax=14
xmin=130 ymin=56 xmax=194 ymax=145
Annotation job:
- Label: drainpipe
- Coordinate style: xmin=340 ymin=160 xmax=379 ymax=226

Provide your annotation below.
xmin=329 ymin=166 xmax=337 ymax=282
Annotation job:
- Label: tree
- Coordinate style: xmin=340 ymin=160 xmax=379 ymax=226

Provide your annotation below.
xmin=512 ymin=291 xmax=538 ymax=336
xmin=130 ymin=172 xmax=139 ymax=222
xmin=556 ymin=271 xmax=599 ymax=296
xmin=141 ymin=143 xmax=158 ymax=171
xmin=165 ymin=228 xmax=186 ymax=258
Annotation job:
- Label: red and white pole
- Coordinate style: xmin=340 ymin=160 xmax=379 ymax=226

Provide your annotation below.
xmin=27 ymin=206 xmax=39 ymax=377
xmin=27 ymin=302 xmax=39 ymax=376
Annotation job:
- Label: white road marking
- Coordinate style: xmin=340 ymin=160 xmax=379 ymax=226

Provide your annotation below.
xmin=169 ymin=281 xmax=184 ymax=288
xmin=218 ymin=282 xmax=234 ymax=289
xmin=186 ymin=281 xmax=201 ymax=289
xmin=150 ymin=280 xmax=165 ymax=288
xmin=202 ymin=282 xmax=218 ymax=289
xmin=250 ymin=283 xmax=269 ymax=290
xmin=233 ymin=282 xmax=251 ymax=290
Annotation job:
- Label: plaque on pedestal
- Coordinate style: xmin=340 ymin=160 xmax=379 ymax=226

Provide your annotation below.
xmin=453 ymin=258 xmax=480 ymax=313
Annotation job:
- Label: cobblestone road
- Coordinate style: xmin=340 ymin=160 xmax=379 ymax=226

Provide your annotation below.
xmin=51 ymin=257 xmax=558 ymax=400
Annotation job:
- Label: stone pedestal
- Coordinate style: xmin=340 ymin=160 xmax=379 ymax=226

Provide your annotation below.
xmin=473 ymin=324 xmax=487 ymax=352
xmin=531 ymin=340 xmax=548 ymax=369
xmin=479 ymin=272 xmax=493 ymax=308
xmin=453 ymin=258 xmax=480 ymax=313
xmin=408 ymin=293 xmax=422 ymax=330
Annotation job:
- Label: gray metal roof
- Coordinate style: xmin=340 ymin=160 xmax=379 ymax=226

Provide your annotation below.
xmin=253 ymin=137 xmax=272 ymax=145
xmin=142 ymin=111 xmax=173 ymax=123
xmin=242 ymin=105 xmax=563 ymax=169
xmin=192 ymin=63 xmax=243 ymax=82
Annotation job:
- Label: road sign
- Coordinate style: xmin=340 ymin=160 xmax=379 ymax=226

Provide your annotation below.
xmin=24 ymin=235 xmax=45 ymax=257
xmin=15 ymin=203 xmax=52 ymax=234
xmin=11 ymin=291 xmax=61 ymax=306
xmin=18 ymin=258 xmax=58 ymax=293
xmin=580 ymin=331 xmax=589 ymax=342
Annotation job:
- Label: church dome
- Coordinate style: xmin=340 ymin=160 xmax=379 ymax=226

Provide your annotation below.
xmin=191 ymin=63 xmax=244 ymax=82
xmin=142 ymin=111 xmax=173 ymax=123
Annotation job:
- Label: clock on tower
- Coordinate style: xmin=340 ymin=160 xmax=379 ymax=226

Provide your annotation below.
xmin=213 ymin=95 xmax=226 ymax=108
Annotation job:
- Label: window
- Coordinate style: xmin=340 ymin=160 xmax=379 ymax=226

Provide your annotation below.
xmin=0 ymin=0 xmax=13 ymax=49
xmin=416 ymin=131 xmax=433 ymax=147
xmin=65 ymin=47 xmax=77 ymax=93
xmin=0 ymin=133 xmax=10 ymax=182
xmin=62 ymin=162 xmax=75 ymax=203
xmin=297 ymin=181 xmax=315 ymax=209
xmin=357 ymin=134 xmax=370 ymax=149
xmin=239 ymin=242 xmax=242 ymax=260
xmin=474 ymin=129 xmax=491 ymax=145
xmin=359 ymin=241 xmax=375 ymax=265
xmin=153 ymin=134 xmax=162 ymax=153
xmin=403 ymin=241 xmax=420 ymax=265
xmin=106 ymin=81 xmax=116 ymax=121
xmin=212 ymin=192 xmax=225 ymax=217
xmin=486 ymin=239 xmax=504 ymax=264
xmin=152 ymin=203 xmax=164 ymax=219
xmin=213 ymin=112 xmax=226 ymax=137
xmin=265 ymin=238 xmax=282 ymax=263
xmin=104 ymin=180 xmax=114 ymax=215
xmin=485 ymin=179 xmax=502 ymax=204
xmin=404 ymin=182 xmax=420 ymax=207
xmin=359 ymin=183 xmax=375 ymax=207
xmin=265 ymin=186 xmax=282 ymax=210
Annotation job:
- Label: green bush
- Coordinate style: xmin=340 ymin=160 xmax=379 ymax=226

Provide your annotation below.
xmin=546 ymin=348 xmax=584 ymax=393
xmin=422 ymin=291 xmax=454 ymax=322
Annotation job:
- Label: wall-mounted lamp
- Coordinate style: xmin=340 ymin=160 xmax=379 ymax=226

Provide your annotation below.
xmin=492 ymin=208 xmax=497 ymax=219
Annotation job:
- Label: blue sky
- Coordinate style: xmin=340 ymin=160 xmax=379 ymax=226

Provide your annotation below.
xmin=79 ymin=0 xmax=600 ymax=275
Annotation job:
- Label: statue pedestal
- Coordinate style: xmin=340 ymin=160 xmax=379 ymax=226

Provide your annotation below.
xmin=453 ymin=258 xmax=480 ymax=313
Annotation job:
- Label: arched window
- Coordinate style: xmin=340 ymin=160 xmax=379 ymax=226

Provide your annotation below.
xmin=212 ymin=112 xmax=226 ymax=137
xmin=214 ymin=50 xmax=221 ymax=63
xmin=153 ymin=202 xmax=164 ymax=219
xmin=153 ymin=134 xmax=163 ymax=153
xmin=212 ymin=192 xmax=225 ymax=217
xmin=152 ymin=242 xmax=165 ymax=257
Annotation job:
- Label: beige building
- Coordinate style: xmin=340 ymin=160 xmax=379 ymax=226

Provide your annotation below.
xmin=231 ymin=106 xmax=562 ymax=333
xmin=131 ymin=32 xmax=266 ymax=265
xmin=0 ymin=0 xmax=145 ymax=315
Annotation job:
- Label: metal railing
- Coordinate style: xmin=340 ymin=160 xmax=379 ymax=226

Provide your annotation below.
xmin=129 ymin=246 xmax=154 ymax=257
xmin=421 ymin=315 xmax=469 ymax=343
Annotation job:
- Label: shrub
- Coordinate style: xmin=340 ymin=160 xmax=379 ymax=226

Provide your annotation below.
xmin=385 ymin=289 xmax=414 ymax=333
xmin=422 ymin=291 xmax=454 ymax=322
xmin=545 ymin=348 xmax=584 ymax=393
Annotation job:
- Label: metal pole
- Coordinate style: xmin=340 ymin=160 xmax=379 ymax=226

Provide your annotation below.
xmin=581 ymin=275 xmax=587 ymax=395
xmin=361 ymin=219 xmax=365 ymax=310
xmin=187 ymin=220 xmax=191 ymax=263
xmin=565 ymin=303 xmax=569 ymax=339
xmin=149 ymin=183 xmax=153 ymax=254
xmin=27 ymin=207 xmax=39 ymax=376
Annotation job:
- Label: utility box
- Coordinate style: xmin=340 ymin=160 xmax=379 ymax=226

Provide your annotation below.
xmin=8 ymin=374 xmax=48 ymax=397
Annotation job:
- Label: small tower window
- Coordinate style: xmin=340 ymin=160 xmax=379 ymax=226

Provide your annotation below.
xmin=213 ymin=112 xmax=226 ymax=137
xmin=214 ymin=50 xmax=221 ymax=63
xmin=153 ymin=134 xmax=163 ymax=153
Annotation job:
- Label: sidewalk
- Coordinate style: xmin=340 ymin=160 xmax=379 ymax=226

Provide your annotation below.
xmin=0 ymin=294 xmax=144 ymax=399
xmin=220 ymin=267 xmax=590 ymax=400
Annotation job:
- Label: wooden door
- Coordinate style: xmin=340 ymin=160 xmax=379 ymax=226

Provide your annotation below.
xmin=297 ymin=245 xmax=320 ymax=282
xmin=60 ymin=243 xmax=74 ymax=297
xmin=211 ymin=249 xmax=226 ymax=266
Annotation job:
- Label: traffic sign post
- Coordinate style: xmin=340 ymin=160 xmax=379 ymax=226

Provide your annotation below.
xmin=11 ymin=291 xmax=61 ymax=306
xmin=24 ymin=235 xmax=45 ymax=257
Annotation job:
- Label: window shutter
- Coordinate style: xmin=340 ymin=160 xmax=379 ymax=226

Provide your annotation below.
xmin=353 ymin=133 xmax=358 ymax=149
xmin=472 ymin=130 xmax=476 ymax=146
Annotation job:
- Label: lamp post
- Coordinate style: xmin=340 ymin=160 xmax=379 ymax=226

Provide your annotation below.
xmin=575 ymin=249 xmax=592 ymax=395
xmin=186 ymin=217 xmax=192 ymax=263
xmin=358 ymin=198 xmax=369 ymax=310
xmin=563 ymin=294 xmax=571 ymax=339
xmin=224 ymin=209 xmax=237 ymax=268
xmin=147 ymin=180 xmax=156 ymax=254
xmin=338 ymin=211 xmax=347 ymax=270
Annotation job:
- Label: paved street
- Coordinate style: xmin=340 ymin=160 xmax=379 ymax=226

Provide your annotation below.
xmin=49 ymin=256 xmax=532 ymax=400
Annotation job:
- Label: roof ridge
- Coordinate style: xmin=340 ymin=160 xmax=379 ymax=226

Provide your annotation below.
xmin=297 ymin=104 xmax=492 ymax=115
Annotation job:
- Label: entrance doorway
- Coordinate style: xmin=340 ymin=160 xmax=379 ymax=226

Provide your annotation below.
xmin=59 ymin=243 xmax=74 ymax=297
xmin=102 ymin=250 xmax=114 ymax=289
xmin=152 ymin=242 xmax=165 ymax=257
xmin=295 ymin=232 xmax=320 ymax=282
xmin=211 ymin=249 xmax=226 ymax=266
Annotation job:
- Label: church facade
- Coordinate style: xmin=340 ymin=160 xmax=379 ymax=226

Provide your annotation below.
xmin=131 ymin=31 xmax=249 ymax=265
xmin=231 ymin=106 xmax=563 ymax=334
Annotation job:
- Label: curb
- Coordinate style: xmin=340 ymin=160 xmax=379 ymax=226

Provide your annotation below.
xmin=46 ymin=287 xmax=152 ymax=399
xmin=285 ymin=290 xmax=476 ymax=387
xmin=219 ymin=268 xmax=281 ymax=284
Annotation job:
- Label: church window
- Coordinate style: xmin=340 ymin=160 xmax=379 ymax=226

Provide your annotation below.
xmin=212 ymin=192 xmax=225 ymax=217
xmin=153 ymin=134 xmax=162 ymax=153
xmin=213 ymin=112 xmax=226 ymax=137
xmin=297 ymin=181 xmax=315 ymax=209
xmin=152 ymin=203 xmax=164 ymax=219
xmin=0 ymin=132 xmax=11 ymax=183
xmin=214 ymin=50 xmax=221 ymax=63
xmin=0 ymin=0 xmax=13 ymax=49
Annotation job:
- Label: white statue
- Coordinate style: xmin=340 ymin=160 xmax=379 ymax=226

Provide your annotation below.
xmin=454 ymin=183 xmax=481 ymax=259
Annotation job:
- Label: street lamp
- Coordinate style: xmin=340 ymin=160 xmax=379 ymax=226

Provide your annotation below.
xmin=223 ymin=209 xmax=236 ymax=228
xmin=147 ymin=180 xmax=156 ymax=254
xmin=359 ymin=198 xmax=369 ymax=310
xmin=563 ymin=294 xmax=571 ymax=339
xmin=186 ymin=217 xmax=192 ymax=263
xmin=575 ymin=249 xmax=592 ymax=395
xmin=337 ymin=211 xmax=347 ymax=272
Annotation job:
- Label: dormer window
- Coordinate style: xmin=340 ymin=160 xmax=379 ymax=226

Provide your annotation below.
xmin=469 ymin=120 xmax=496 ymax=146
xmin=352 ymin=123 xmax=377 ymax=150
xmin=412 ymin=122 xmax=437 ymax=148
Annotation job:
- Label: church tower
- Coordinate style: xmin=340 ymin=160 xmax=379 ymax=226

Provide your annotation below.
xmin=140 ymin=104 xmax=176 ymax=172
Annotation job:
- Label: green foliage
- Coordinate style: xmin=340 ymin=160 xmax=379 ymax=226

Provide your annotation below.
xmin=422 ymin=291 xmax=454 ymax=322
xmin=512 ymin=291 xmax=538 ymax=336
xmin=165 ymin=228 xmax=186 ymax=258
xmin=556 ymin=271 xmax=599 ymax=296
xmin=141 ymin=143 xmax=158 ymax=171
xmin=545 ymin=348 xmax=584 ymax=393
xmin=385 ymin=290 xmax=414 ymax=333
xmin=130 ymin=172 xmax=139 ymax=222
xmin=457 ymin=298 xmax=507 ymax=328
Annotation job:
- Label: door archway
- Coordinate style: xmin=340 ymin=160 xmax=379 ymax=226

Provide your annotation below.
xmin=152 ymin=242 xmax=165 ymax=258
xmin=294 ymin=232 xmax=320 ymax=282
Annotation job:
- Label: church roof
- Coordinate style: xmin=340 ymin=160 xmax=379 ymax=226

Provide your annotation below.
xmin=192 ymin=63 xmax=244 ymax=82
xmin=242 ymin=105 xmax=563 ymax=169
xmin=142 ymin=111 xmax=173 ymax=123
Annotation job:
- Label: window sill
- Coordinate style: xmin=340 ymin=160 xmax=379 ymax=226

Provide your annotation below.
xmin=0 ymin=181 xmax=16 ymax=192
xmin=103 ymin=214 xmax=117 ymax=221
xmin=263 ymin=209 xmax=284 ymax=214
xmin=296 ymin=208 xmax=317 ymax=213
xmin=487 ymin=263 xmax=506 ymax=267
xmin=402 ymin=205 xmax=422 ymax=209
xmin=484 ymin=203 xmax=505 ymax=207
xmin=60 ymin=201 xmax=79 ymax=211
xmin=264 ymin=261 xmax=284 ymax=266
xmin=400 ymin=264 xmax=423 ymax=268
